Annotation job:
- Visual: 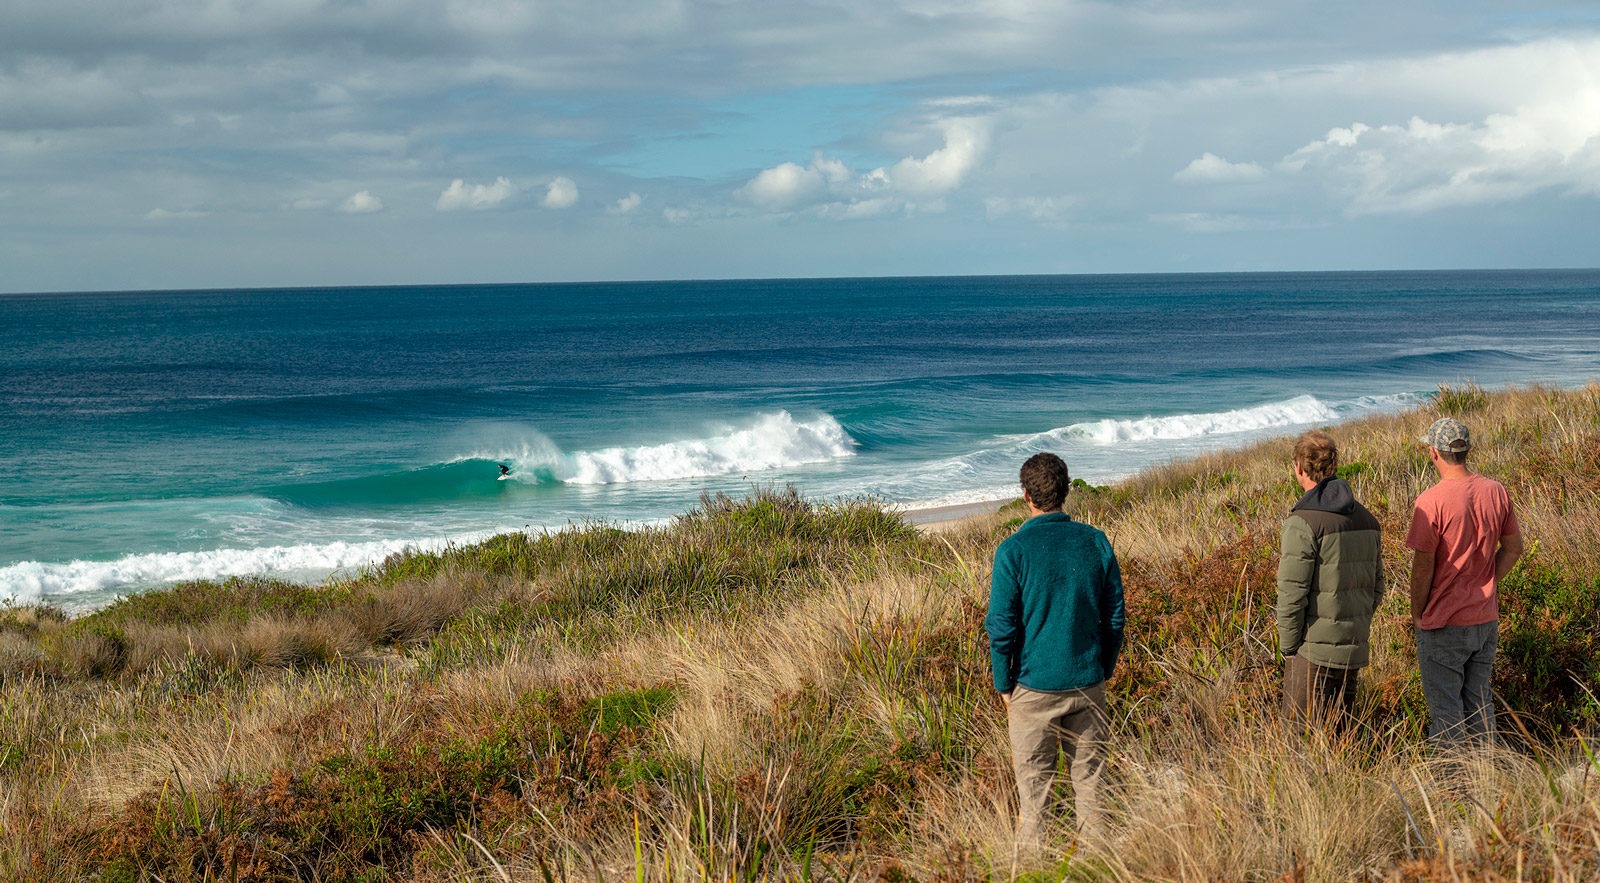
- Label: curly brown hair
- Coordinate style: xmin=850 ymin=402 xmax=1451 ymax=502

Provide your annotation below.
xmin=1020 ymin=452 xmax=1071 ymax=511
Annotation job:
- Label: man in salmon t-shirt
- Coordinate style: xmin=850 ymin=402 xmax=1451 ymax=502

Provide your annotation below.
xmin=1406 ymin=417 xmax=1525 ymax=747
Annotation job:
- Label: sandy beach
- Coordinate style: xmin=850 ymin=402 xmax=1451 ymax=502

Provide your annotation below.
xmin=900 ymin=498 xmax=1011 ymax=531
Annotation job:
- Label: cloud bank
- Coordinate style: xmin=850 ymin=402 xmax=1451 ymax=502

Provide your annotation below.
xmin=737 ymin=115 xmax=990 ymax=217
xmin=3 ymin=3 xmax=1599 ymax=291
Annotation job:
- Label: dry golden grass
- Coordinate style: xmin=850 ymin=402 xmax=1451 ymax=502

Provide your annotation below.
xmin=1 ymin=383 xmax=1597 ymax=881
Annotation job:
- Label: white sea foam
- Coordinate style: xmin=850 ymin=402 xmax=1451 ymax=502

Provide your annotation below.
xmin=563 ymin=411 xmax=857 ymax=485
xmin=0 ymin=538 xmax=444 ymax=607
xmin=883 ymin=392 xmax=1426 ymax=504
xmin=1330 ymin=391 xmax=1428 ymax=416
xmin=1056 ymin=394 xmax=1339 ymax=445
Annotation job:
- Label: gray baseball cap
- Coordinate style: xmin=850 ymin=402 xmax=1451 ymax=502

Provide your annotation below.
xmin=1420 ymin=417 xmax=1471 ymax=453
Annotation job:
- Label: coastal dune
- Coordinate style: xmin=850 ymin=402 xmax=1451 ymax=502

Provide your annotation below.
xmin=0 ymin=384 xmax=1597 ymax=881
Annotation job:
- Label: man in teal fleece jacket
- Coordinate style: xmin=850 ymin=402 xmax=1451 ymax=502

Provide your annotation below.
xmin=986 ymin=452 xmax=1126 ymax=842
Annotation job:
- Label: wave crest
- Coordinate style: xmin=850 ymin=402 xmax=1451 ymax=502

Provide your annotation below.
xmin=1059 ymin=395 xmax=1339 ymax=445
xmin=565 ymin=411 xmax=856 ymax=485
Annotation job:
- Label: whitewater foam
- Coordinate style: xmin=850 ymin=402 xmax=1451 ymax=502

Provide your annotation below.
xmin=564 ymin=411 xmax=857 ymax=485
xmin=0 ymin=538 xmax=446 ymax=607
xmin=1058 ymin=395 xmax=1338 ymax=445
xmin=877 ymin=392 xmax=1427 ymax=503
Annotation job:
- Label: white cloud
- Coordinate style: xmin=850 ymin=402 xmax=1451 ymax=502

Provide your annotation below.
xmin=612 ymin=192 xmax=642 ymax=213
xmin=1236 ymin=37 xmax=1600 ymax=215
xmin=737 ymin=155 xmax=850 ymax=208
xmin=879 ymin=117 xmax=988 ymax=196
xmin=1174 ymin=152 xmax=1267 ymax=183
xmin=736 ymin=114 xmax=990 ymax=217
xmin=436 ymin=176 xmax=515 ymax=211
xmin=340 ymin=190 xmax=383 ymax=214
xmin=960 ymin=34 xmax=1600 ymax=239
xmin=1283 ymin=86 xmax=1600 ymax=215
xmin=542 ymin=176 xmax=579 ymax=209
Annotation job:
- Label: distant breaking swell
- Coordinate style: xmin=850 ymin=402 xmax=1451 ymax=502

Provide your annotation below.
xmin=4 ymin=412 xmax=861 ymax=602
xmin=920 ymin=392 xmax=1427 ymax=495
xmin=268 ymin=411 xmax=859 ymax=509
xmin=1051 ymin=394 xmax=1391 ymax=444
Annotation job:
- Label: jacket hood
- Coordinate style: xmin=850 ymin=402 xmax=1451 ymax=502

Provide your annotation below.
xmin=1291 ymin=476 xmax=1357 ymax=516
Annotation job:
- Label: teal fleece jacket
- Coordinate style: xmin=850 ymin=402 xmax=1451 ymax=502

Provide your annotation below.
xmin=985 ymin=512 xmax=1126 ymax=694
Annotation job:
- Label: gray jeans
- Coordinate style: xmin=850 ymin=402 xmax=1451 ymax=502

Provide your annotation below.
xmin=1006 ymin=681 xmax=1108 ymax=840
xmin=1416 ymin=620 xmax=1498 ymax=746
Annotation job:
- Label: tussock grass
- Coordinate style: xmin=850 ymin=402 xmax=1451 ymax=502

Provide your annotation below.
xmin=1 ymin=385 xmax=1598 ymax=880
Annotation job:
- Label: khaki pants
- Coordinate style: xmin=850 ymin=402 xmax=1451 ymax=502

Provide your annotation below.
xmin=1281 ymin=654 xmax=1359 ymax=732
xmin=1007 ymin=682 xmax=1108 ymax=840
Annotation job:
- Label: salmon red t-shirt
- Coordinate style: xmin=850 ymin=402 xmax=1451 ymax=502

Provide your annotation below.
xmin=1405 ymin=474 xmax=1519 ymax=629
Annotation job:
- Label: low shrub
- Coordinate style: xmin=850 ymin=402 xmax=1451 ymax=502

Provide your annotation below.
xmin=1496 ymin=560 xmax=1600 ymax=736
xmin=1434 ymin=380 xmax=1490 ymax=414
xmin=83 ymin=685 xmax=677 ymax=881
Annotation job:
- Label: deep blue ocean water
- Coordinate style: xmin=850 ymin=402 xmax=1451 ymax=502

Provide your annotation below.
xmin=3 ymin=270 xmax=1597 ymax=608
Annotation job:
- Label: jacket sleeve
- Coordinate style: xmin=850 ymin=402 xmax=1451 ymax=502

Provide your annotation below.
xmin=985 ymin=543 xmax=1023 ymax=693
xmin=1100 ymin=536 xmax=1126 ymax=679
xmin=1276 ymin=516 xmax=1316 ymax=656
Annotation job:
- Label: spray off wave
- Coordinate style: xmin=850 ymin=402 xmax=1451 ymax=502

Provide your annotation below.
xmin=265 ymin=412 xmax=858 ymax=509
xmin=499 ymin=411 xmax=858 ymax=486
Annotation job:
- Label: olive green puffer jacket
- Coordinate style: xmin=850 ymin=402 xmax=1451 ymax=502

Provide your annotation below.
xmin=1276 ymin=477 xmax=1384 ymax=670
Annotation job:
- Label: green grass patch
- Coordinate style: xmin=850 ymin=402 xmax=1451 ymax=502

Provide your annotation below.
xmin=1434 ymin=380 xmax=1489 ymax=414
xmin=1496 ymin=558 xmax=1600 ymax=736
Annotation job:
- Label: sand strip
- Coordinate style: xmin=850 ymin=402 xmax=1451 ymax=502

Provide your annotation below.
xmin=900 ymin=498 xmax=1012 ymax=532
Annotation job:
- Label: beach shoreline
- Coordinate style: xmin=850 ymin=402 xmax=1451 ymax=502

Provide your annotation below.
xmin=899 ymin=498 xmax=1012 ymax=531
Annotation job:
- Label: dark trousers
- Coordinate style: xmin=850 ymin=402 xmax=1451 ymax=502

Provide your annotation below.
xmin=1282 ymin=654 xmax=1359 ymax=730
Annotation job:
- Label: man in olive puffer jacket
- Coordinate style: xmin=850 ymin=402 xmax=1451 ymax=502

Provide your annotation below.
xmin=1277 ymin=430 xmax=1384 ymax=728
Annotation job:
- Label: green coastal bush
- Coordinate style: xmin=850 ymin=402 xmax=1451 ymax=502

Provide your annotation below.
xmin=1496 ymin=559 xmax=1600 ymax=736
xmin=86 ymin=684 xmax=681 ymax=882
xmin=4 ymin=386 xmax=1600 ymax=881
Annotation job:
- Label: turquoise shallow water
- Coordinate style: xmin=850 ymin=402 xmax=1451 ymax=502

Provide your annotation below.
xmin=3 ymin=270 xmax=1597 ymax=607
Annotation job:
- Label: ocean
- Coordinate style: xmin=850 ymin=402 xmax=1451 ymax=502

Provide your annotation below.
xmin=3 ymin=270 xmax=1597 ymax=608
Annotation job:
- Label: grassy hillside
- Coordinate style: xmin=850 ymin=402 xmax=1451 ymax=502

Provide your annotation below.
xmin=2 ymin=383 xmax=1597 ymax=881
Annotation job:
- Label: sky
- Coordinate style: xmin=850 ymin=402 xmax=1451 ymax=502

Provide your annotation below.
xmin=3 ymin=1 xmax=1600 ymax=294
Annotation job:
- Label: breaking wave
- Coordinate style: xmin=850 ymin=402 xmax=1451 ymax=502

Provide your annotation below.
xmin=265 ymin=411 xmax=858 ymax=508
xmin=561 ymin=411 xmax=856 ymax=485
xmin=0 ymin=538 xmax=445 ymax=607
xmin=1055 ymin=395 xmax=1341 ymax=445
